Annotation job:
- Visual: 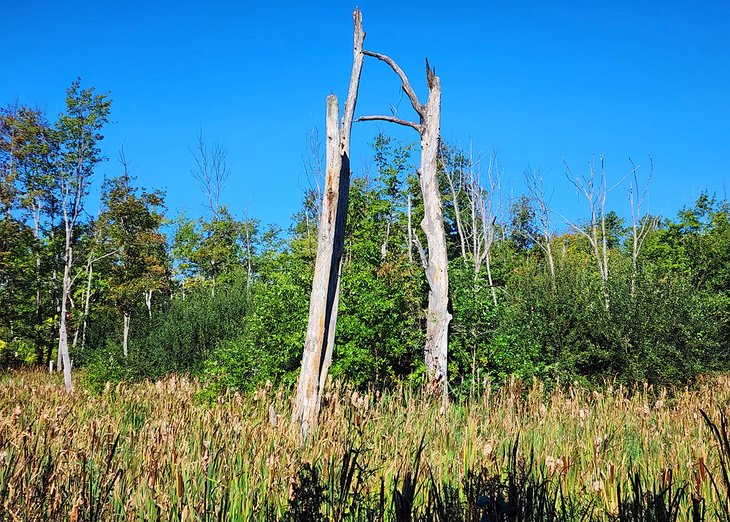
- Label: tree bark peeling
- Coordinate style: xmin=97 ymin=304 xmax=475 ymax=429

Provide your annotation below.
xmin=291 ymin=9 xmax=365 ymax=439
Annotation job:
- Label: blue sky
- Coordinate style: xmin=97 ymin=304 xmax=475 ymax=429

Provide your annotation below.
xmin=3 ymin=1 xmax=729 ymax=229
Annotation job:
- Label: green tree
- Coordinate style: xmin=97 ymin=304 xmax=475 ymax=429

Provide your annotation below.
xmin=54 ymin=79 xmax=111 ymax=390
xmin=0 ymin=104 xmax=59 ymax=366
xmin=97 ymin=164 xmax=169 ymax=356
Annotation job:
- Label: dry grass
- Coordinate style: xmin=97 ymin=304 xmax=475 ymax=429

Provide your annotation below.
xmin=0 ymin=371 xmax=728 ymax=520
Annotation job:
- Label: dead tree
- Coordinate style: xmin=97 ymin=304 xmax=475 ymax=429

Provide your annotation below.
xmin=524 ymin=168 xmax=556 ymax=283
xmin=564 ymin=157 xmax=626 ymax=311
xmin=358 ymin=54 xmax=451 ymax=405
xmin=628 ymin=156 xmax=658 ymax=297
xmin=444 ymin=147 xmax=500 ymax=305
xmin=190 ymin=130 xmax=230 ymax=221
xmin=291 ymin=9 xmax=365 ymax=439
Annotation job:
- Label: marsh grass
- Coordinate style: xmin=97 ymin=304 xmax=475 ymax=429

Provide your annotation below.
xmin=0 ymin=372 xmax=728 ymax=520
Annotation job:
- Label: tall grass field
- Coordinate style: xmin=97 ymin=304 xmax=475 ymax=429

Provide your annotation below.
xmin=1 ymin=372 xmax=729 ymax=521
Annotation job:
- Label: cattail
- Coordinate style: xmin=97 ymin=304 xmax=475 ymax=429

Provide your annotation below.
xmin=177 ymin=469 xmax=184 ymax=499
xmin=148 ymin=457 xmax=158 ymax=489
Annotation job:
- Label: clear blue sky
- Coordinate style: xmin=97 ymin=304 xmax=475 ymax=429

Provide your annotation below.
xmin=3 ymin=0 xmax=729 ymax=229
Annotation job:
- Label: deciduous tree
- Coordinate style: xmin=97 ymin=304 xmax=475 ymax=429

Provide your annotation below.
xmin=54 ymin=80 xmax=111 ymax=390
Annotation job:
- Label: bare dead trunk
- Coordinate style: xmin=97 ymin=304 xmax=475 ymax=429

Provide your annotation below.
xmin=545 ymin=239 xmax=555 ymax=280
xmin=407 ymin=194 xmax=414 ymax=264
xmin=628 ymin=157 xmax=655 ymax=298
xmin=359 ymin=56 xmax=451 ymax=405
xmin=245 ymin=224 xmax=253 ymax=289
xmin=73 ymin=258 xmax=93 ymax=352
xmin=292 ymin=9 xmax=364 ymax=438
xmin=485 ymin=252 xmax=497 ymax=306
xmin=525 ymin=169 xmax=556 ymax=283
xmin=418 ymin=71 xmax=451 ymax=405
xmin=122 ymin=313 xmax=130 ymax=357
xmin=32 ymin=203 xmax=45 ymax=365
xmin=564 ymin=158 xmax=625 ymax=312
xmin=445 ymin=166 xmax=467 ymax=260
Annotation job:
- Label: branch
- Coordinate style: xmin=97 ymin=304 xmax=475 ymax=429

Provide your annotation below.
xmin=413 ymin=234 xmax=430 ymax=272
xmin=356 ymin=115 xmax=422 ymax=133
xmin=340 ymin=8 xmax=366 ymax=152
xmin=554 ymin=209 xmax=594 ymax=244
xmin=363 ymin=49 xmax=424 ymax=117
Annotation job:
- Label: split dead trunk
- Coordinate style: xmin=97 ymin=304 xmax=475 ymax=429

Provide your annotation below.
xmin=358 ymin=56 xmax=451 ymax=405
xmin=291 ymin=9 xmax=364 ymax=439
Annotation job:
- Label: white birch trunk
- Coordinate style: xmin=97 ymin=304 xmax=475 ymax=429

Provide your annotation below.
xmin=58 ymin=237 xmax=74 ymax=391
xmin=407 ymin=194 xmax=414 ymax=264
xmin=122 ymin=313 xmax=130 ymax=357
xmin=145 ymin=289 xmax=153 ymax=318
xmin=73 ymin=258 xmax=93 ymax=351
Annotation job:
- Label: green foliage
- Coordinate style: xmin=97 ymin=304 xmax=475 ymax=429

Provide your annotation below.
xmin=2 ymin=85 xmax=729 ymax=395
xmin=494 ymin=242 xmax=723 ymax=387
xmin=97 ymin=172 xmax=169 ymax=316
xmin=80 ymin=340 xmax=130 ymax=393
xmin=83 ymin=276 xmax=251 ymax=386
xmin=202 ymin=251 xmax=312 ymax=394
xmin=333 ymin=167 xmax=424 ymax=388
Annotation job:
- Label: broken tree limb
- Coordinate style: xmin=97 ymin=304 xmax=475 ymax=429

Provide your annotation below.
xmin=363 ymin=49 xmax=424 ymax=116
xmin=359 ymin=55 xmax=451 ymax=406
xmin=355 ymin=115 xmax=423 ymax=133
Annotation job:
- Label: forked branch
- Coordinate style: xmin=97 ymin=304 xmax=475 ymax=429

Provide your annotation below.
xmin=363 ymin=49 xmax=424 ymax=117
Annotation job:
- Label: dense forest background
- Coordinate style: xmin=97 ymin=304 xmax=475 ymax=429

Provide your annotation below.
xmin=1 ymin=82 xmax=728 ymax=395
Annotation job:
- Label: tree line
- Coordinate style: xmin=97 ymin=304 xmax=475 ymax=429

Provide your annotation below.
xmin=1 ymin=80 xmax=728 ymax=396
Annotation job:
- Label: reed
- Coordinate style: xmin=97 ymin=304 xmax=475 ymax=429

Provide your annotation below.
xmin=0 ymin=371 xmax=728 ymax=520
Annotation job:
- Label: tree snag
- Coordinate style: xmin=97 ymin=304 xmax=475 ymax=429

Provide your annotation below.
xmin=291 ymin=8 xmax=365 ymax=439
xmin=358 ymin=53 xmax=451 ymax=405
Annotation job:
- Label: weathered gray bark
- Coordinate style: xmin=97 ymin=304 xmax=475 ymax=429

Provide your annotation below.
xmin=358 ymin=56 xmax=451 ymax=405
xmin=122 ymin=313 xmax=130 ymax=357
xmin=58 ymin=238 xmax=73 ymax=390
xmin=419 ymin=74 xmax=450 ymax=404
xmin=291 ymin=9 xmax=364 ymax=438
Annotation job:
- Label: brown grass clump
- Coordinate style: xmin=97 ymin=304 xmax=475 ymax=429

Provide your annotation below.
xmin=0 ymin=371 xmax=728 ymax=520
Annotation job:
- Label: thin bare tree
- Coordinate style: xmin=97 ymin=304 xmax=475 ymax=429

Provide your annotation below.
xmin=55 ymin=83 xmax=111 ymax=391
xmin=628 ymin=156 xmax=658 ymax=297
xmin=358 ymin=53 xmax=451 ymax=404
xmin=563 ymin=157 xmax=626 ymax=311
xmin=524 ymin=168 xmax=556 ymax=282
xmin=190 ymin=130 xmax=230 ymax=220
xmin=444 ymin=147 xmax=501 ymax=304
xmin=291 ymin=8 xmax=365 ymax=438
